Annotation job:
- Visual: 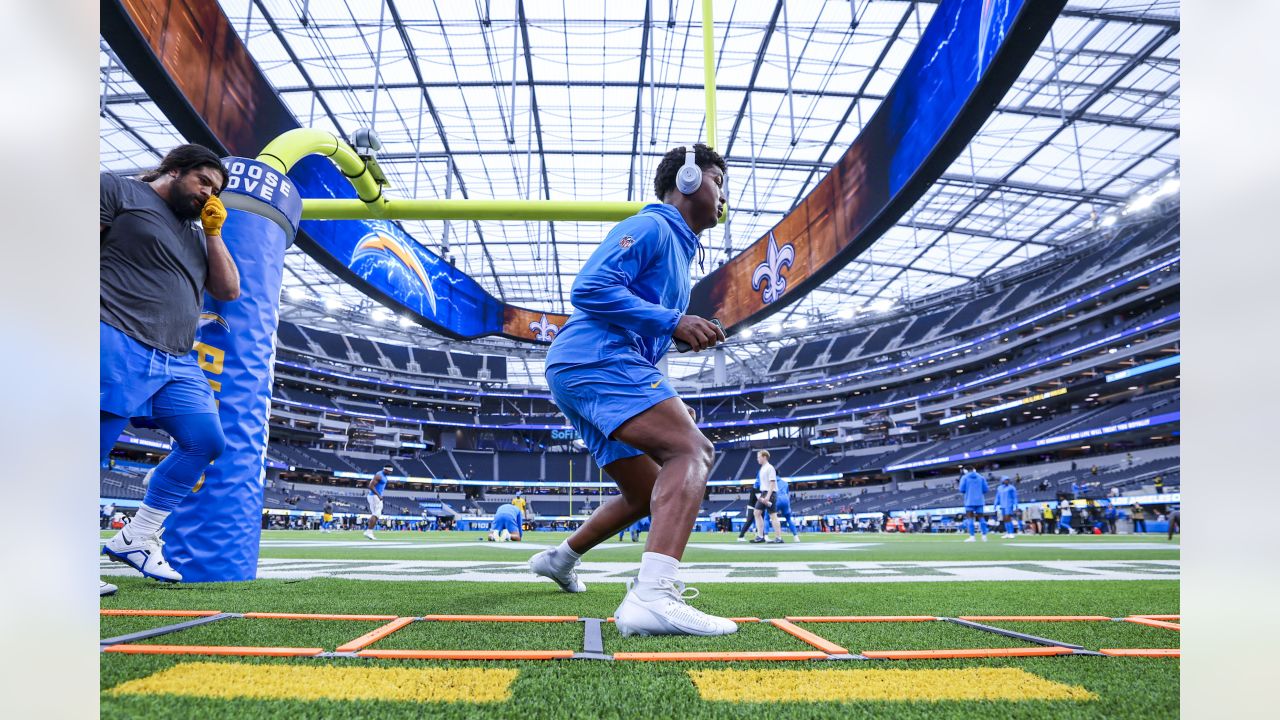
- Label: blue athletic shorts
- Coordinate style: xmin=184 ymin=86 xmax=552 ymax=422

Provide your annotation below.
xmin=100 ymin=321 xmax=216 ymax=419
xmin=998 ymin=506 xmax=1016 ymax=517
xmin=546 ymin=354 xmax=678 ymax=468
xmin=775 ymin=502 xmax=792 ymax=517
xmin=492 ymin=514 xmax=521 ymax=535
xmin=965 ymin=504 xmax=985 ymax=514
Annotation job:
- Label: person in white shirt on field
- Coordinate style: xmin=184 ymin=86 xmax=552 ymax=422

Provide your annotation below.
xmin=749 ymin=450 xmax=786 ymax=544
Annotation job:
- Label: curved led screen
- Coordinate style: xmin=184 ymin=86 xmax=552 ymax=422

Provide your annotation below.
xmin=689 ymin=0 xmax=1065 ymax=328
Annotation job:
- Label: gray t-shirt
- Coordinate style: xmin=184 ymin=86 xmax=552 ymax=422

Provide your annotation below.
xmin=100 ymin=172 xmax=209 ymax=355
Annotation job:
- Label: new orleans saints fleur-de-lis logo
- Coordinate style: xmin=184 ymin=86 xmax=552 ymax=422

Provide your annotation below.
xmin=529 ymin=314 xmax=559 ymax=342
xmin=751 ymin=231 xmax=795 ymax=305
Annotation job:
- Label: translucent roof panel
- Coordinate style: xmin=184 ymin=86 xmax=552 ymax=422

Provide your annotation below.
xmin=99 ymin=1 xmax=1179 ymax=385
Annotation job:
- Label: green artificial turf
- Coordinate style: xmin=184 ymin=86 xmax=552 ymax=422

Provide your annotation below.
xmin=603 ymin=620 xmax=817 ymax=653
xmin=99 ymin=536 xmax=1179 ymax=719
xmin=101 ymin=615 xmax=204 ymax=640
xmin=984 ymin=620 xmax=1180 ymax=650
xmin=793 ymin=620 xmax=1037 ymax=652
xmin=130 ymin=618 xmax=389 ymax=650
xmin=100 ymin=653 xmax=1179 ymax=720
xmin=105 ymin=529 xmax=1180 ymax=563
xmin=366 ymin=620 xmax=584 ymax=652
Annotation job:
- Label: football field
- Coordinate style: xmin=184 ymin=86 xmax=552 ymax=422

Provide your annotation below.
xmin=100 ymin=530 xmax=1179 ymax=719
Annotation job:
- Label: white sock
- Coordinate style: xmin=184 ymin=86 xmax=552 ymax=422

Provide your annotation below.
xmin=636 ymin=551 xmax=679 ymax=584
xmin=554 ymin=540 xmax=582 ymax=566
xmin=126 ymin=504 xmax=170 ymax=538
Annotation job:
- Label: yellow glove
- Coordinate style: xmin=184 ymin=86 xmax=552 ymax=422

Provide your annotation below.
xmin=201 ymin=195 xmax=227 ymax=236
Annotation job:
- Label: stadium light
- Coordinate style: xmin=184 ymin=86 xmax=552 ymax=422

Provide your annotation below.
xmin=1157 ymin=177 xmax=1180 ymax=196
xmin=836 ymin=308 xmax=855 ymax=320
xmin=1128 ymin=194 xmax=1155 ymax=213
xmin=286 ymin=287 xmax=308 ymax=301
xmin=1100 ymin=215 xmax=1117 ymax=228
xmin=794 ymin=318 xmax=809 ymax=329
xmin=739 ymin=328 xmax=754 ymax=339
xmin=399 ymin=316 xmax=416 ymax=328
xmin=324 ymin=297 xmax=344 ymax=311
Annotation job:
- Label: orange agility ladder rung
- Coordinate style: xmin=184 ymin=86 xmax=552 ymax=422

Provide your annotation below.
xmin=241 ymin=612 xmax=400 ymax=621
xmin=335 ymin=617 xmax=417 ymax=652
xmin=613 ymin=651 xmax=829 ymax=662
xmin=99 ymin=609 xmax=222 ymax=617
xmin=1100 ymin=648 xmax=1180 ymax=657
xmin=422 ymin=614 xmax=579 ymax=622
xmin=785 ymin=616 xmax=937 ymax=623
xmin=102 ymin=644 xmax=323 ymax=657
xmin=1130 ymin=614 xmax=1180 ymax=621
xmin=958 ymin=615 xmax=1112 ymax=622
xmin=1124 ymin=617 xmax=1181 ymax=631
xmin=861 ymin=647 xmax=1074 ymax=660
xmin=770 ymin=619 xmax=848 ymax=655
xmin=357 ymin=649 xmax=575 ymax=660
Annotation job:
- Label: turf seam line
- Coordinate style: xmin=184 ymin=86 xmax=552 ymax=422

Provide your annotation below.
xmin=99 ymin=612 xmax=240 ymax=647
xmin=580 ymin=618 xmax=605 ymax=655
xmin=943 ymin=617 xmax=1085 ymax=650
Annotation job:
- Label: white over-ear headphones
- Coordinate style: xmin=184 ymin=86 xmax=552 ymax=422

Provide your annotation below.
xmin=675 ymin=145 xmax=702 ymax=195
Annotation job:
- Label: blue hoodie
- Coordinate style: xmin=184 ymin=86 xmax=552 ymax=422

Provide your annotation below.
xmin=546 ymin=203 xmax=700 ymax=368
xmin=959 ymin=471 xmax=989 ymax=507
xmin=996 ymin=482 xmax=1018 ymax=511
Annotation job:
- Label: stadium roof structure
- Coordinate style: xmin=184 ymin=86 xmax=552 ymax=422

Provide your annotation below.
xmin=99 ymin=0 xmax=1179 ymax=385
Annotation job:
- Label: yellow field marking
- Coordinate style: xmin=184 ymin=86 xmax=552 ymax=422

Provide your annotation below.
xmin=107 ymin=662 xmax=518 ymax=703
xmin=688 ymin=668 xmax=1096 ymax=703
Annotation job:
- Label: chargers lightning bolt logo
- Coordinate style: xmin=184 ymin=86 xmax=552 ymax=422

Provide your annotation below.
xmin=352 ymin=231 xmax=439 ymax=315
xmin=197 ymin=311 xmax=229 ymax=332
xmin=751 ymin=231 xmax=795 ymax=305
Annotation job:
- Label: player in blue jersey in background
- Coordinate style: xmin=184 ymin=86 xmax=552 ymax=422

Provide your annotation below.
xmin=958 ymin=466 xmax=990 ymax=542
xmin=364 ymin=464 xmax=391 ymax=540
xmin=529 ymin=144 xmax=735 ymax=637
xmin=996 ymin=476 xmax=1019 ymax=538
xmin=489 ymin=502 xmax=524 ymax=542
xmin=774 ymin=474 xmax=801 ymax=543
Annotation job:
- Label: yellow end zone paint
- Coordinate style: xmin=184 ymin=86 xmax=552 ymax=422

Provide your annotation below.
xmin=107 ymin=662 xmax=518 ymax=704
xmin=688 ymin=668 xmax=1096 ymax=703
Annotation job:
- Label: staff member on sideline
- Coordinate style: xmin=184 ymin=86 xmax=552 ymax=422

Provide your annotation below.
xmin=528 ymin=144 xmax=733 ymax=637
xmin=749 ymin=450 xmax=784 ymax=544
xmin=100 ymin=145 xmax=237 ymax=590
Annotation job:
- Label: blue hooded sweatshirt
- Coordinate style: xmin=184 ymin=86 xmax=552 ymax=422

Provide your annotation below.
xmin=959 ymin=470 xmax=990 ymax=507
xmin=546 ymin=203 xmax=700 ymax=368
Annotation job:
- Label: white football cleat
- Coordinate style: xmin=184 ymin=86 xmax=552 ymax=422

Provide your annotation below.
xmin=981 ymin=535 xmax=988 ymax=542
xmin=529 ymin=549 xmax=586 ymax=593
xmin=102 ymin=527 xmax=182 ymax=582
xmin=963 ymin=536 xmax=977 ymax=543
xmin=1002 ymin=533 xmax=1015 ymax=539
xmin=736 ymin=536 xmax=747 ymax=542
xmin=614 ymin=579 xmax=737 ymax=637
xmin=99 ymin=580 xmax=118 ymax=597
xmin=792 ymin=535 xmax=801 ymax=543
xmin=364 ymin=530 xmax=377 ymax=540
